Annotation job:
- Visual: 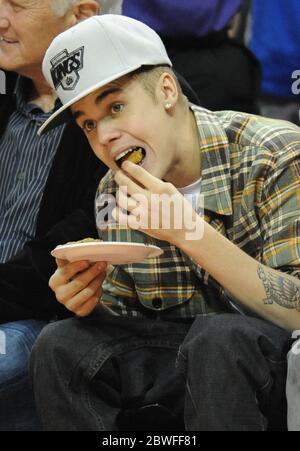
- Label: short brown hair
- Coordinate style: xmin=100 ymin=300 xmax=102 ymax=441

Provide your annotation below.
xmin=130 ymin=65 xmax=187 ymax=106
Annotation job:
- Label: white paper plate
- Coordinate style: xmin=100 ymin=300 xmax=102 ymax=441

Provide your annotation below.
xmin=51 ymin=241 xmax=163 ymax=264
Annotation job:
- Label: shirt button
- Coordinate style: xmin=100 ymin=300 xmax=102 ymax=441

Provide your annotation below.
xmin=152 ymin=298 xmax=163 ymax=309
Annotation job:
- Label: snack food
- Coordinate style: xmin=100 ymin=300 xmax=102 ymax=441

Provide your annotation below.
xmin=116 ymin=147 xmax=145 ymax=167
xmin=66 ymin=238 xmax=101 ymax=245
xmin=125 ymin=148 xmax=144 ymax=165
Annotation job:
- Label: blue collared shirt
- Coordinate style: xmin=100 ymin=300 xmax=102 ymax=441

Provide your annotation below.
xmin=0 ymin=77 xmax=65 ymax=262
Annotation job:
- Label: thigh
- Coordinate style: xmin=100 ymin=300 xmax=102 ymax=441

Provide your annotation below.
xmin=33 ymin=310 xmax=190 ymax=384
xmin=179 ymin=313 xmax=291 ymax=359
xmin=0 ymin=320 xmax=47 ymax=387
xmin=177 ymin=314 xmax=291 ymax=431
xmin=31 ymin=311 xmax=191 ymax=431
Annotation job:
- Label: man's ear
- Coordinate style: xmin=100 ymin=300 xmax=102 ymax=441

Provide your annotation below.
xmin=157 ymin=72 xmax=179 ymax=109
xmin=74 ymin=0 xmax=100 ymax=21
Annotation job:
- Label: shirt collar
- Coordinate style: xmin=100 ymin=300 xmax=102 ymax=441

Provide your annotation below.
xmin=191 ymin=104 xmax=233 ymax=216
xmin=13 ymin=75 xmax=61 ymax=120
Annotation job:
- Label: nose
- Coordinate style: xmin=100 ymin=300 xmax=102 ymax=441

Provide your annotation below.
xmin=97 ymin=120 xmax=121 ymax=146
xmin=0 ymin=2 xmax=9 ymax=32
xmin=0 ymin=17 xmax=9 ymax=31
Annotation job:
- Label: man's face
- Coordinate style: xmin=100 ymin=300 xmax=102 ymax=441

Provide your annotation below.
xmin=0 ymin=0 xmax=74 ymax=76
xmin=71 ymin=76 xmax=178 ymax=181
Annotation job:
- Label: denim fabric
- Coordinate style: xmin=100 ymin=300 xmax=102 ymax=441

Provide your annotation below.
xmin=0 ymin=320 xmax=46 ymax=431
xmin=31 ymin=309 xmax=291 ymax=431
xmin=287 ymin=339 xmax=300 ymax=431
xmin=30 ymin=309 xmax=191 ymax=431
xmin=176 ymin=314 xmax=291 ymax=431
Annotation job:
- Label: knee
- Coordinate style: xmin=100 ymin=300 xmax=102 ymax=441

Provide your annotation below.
xmin=30 ymin=318 xmax=80 ymax=385
xmin=30 ymin=320 xmax=69 ymax=367
xmin=0 ymin=321 xmax=46 ymax=386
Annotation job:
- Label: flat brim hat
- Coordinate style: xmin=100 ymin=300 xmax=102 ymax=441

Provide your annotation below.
xmin=38 ymin=15 xmax=172 ymax=136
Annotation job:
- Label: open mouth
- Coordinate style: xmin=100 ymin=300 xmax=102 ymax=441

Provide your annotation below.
xmin=115 ymin=147 xmax=146 ymax=168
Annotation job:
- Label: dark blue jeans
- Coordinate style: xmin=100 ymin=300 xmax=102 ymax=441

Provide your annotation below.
xmin=0 ymin=320 xmax=46 ymax=431
xmin=177 ymin=314 xmax=291 ymax=431
xmin=30 ymin=310 xmax=191 ymax=431
xmin=30 ymin=310 xmax=290 ymax=431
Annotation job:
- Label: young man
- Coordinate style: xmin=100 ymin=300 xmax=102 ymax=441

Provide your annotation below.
xmin=31 ymin=15 xmax=300 ymax=431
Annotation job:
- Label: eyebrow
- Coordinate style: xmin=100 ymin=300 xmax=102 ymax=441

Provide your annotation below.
xmin=72 ymin=87 xmax=123 ymax=121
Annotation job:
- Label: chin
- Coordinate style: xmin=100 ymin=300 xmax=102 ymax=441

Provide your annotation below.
xmin=0 ymin=60 xmax=21 ymax=73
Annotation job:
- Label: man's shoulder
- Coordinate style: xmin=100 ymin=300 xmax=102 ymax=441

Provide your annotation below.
xmin=192 ymin=105 xmax=300 ymax=170
xmin=216 ymin=110 xmax=300 ymax=145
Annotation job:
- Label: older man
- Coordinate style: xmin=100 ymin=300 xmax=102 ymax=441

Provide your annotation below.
xmin=0 ymin=0 xmax=200 ymax=432
xmin=0 ymin=0 xmax=109 ymax=431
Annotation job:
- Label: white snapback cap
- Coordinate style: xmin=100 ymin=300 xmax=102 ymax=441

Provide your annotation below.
xmin=38 ymin=14 xmax=172 ymax=136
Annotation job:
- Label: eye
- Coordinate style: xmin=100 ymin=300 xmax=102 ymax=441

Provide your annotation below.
xmin=111 ymin=103 xmax=124 ymax=114
xmin=10 ymin=1 xmax=23 ymax=11
xmin=82 ymin=119 xmax=97 ymax=133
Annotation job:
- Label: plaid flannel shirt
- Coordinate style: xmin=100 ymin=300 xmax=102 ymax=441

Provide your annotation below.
xmin=95 ymin=105 xmax=300 ymax=319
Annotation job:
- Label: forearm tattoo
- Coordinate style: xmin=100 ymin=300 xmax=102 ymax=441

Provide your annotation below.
xmin=257 ymin=264 xmax=300 ymax=309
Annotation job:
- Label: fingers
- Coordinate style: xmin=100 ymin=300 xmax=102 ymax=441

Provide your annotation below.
xmin=119 ymin=161 xmax=163 ymax=192
xmin=64 ymin=272 xmax=106 ymax=316
xmin=53 ymin=262 xmax=107 ymax=302
xmin=114 ymin=167 xmax=147 ymax=197
xmin=75 ymin=297 xmax=100 ymax=318
xmin=50 ymin=260 xmax=90 ymax=290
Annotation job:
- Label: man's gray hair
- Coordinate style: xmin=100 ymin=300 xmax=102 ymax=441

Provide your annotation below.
xmin=51 ymin=0 xmax=123 ymax=17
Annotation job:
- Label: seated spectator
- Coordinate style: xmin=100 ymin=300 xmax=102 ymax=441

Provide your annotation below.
xmin=250 ymin=0 xmax=300 ymax=124
xmin=0 ymin=0 xmax=108 ymax=431
xmin=119 ymin=0 xmax=261 ymax=113
xmin=30 ymin=15 xmax=300 ymax=431
xmin=0 ymin=0 xmax=198 ymax=432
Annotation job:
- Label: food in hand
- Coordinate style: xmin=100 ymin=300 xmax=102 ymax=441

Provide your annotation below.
xmin=115 ymin=147 xmax=146 ymax=167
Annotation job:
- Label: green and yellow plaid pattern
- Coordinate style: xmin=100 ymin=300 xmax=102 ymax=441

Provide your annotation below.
xmin=95 ymin=105 xmax=300 ymax=318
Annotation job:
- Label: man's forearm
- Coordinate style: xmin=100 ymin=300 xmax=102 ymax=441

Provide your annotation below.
xmin=180 ymin=220 xmax=300 ymax=331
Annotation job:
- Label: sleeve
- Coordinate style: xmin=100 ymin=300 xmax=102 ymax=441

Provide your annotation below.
xmin=0 ymin=209 xmax=99 ymax=324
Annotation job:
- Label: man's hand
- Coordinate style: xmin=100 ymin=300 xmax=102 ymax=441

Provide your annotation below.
xmin=113 ymin=161 xmax=202 ymax=246
xmin=49 ymin=259 xmax=107 ymax=317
